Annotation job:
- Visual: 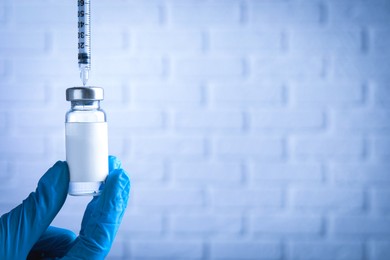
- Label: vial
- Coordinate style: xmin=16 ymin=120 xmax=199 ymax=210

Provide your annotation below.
xmin=65 ymin=87 xmax=108 ymax=196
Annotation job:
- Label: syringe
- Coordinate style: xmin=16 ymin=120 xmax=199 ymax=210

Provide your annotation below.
xmin=78 ymin=0 xmax=91 ymax=86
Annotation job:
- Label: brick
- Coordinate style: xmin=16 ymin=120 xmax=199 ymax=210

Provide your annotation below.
xmin=126 ymin=160 xmax=165 ymax=182
xmin=131 ymin=241 xmax=203 ymax=259
xmin=250 ymin=2 xmax=321 ymax=26
xmin=134 ymin=30 xmax=202 ymax=53
xmin=374 ymin=0 xmax=390 ymax=4
xmin=331 ymin=57 xmax=390 ymax=78
xmin=172 ymin=162 xmax=242 ymax=184
xmin=134 ymin=188 xmax=204 ymax=207
xmin=251 ymin=109 xmax=324 ymax=130
xmin=333 ymin=109 xmax=390 ymax=132
xmin=13 ymin=160 xmax=59 ymax=184
xmin=0 ymin=136 xmax=45 ymax=156
xmin=171 ymin=2 xmax=240 ymax=26
xmin=373 ymin=137 xmax=390 ymax=159
xmin=0 ymin=31 xmax=46 ymax=55
xmin=15 ymin=110 xmax=63 ymax=130
xmin=8 ymin=159 xmax=44 ymax=188
xmin=94 ymin=28 xmax=126 ymax=51
xmin=331 ymin=163 xmax=390 ymax=184
xmin=132 ymin=82 xmax=202 ymax=107
xmin=132 ymin=136 xmax=205 ymax=159
xmin=332 ymin=216 xmax=390 ymax=235
xmin=48 ymin=135 xmax=66 ymax=161
xmin=291 ymin=241 xmax=363 ymax=260
xmin=0 ymin=112 xmax=5 ymax=132
xmin=374 ymin=79 xmax=390 ymax=106
xmin=94 ymin=3 xmax=160 ymax=25
xmin=328 ymin=2 xmax=390 ymax=28
xmin=253 ymin=214 xmax=322 ymax=235
xmin=292 ymin=188 xmax=364 ymax=211
xmin=109 ymin=109 xmax=164 ymax=129
xmin=10 ymin=0 xmax=46 ymax=3
xmin=108 ymin=135 xmax=126 ymax=158
xmin=211 ymin=188 xmax=282 ymax=208
xmin=0 ymin=160 xmax=7 ymax=179
xmin=291 ymin=80 xmax=364 ymax=107
xmin=371 ymin=241 xmax=390 ymax=260
xmin=0 ymin=185 xmax=36 ymax=207
xmin=121 ymin=213 xmax=163 ymax=234
xmin=12 ymin=3 xmax=72 ymax=24
xmin=254 ymin=57 xmax=324 ymax=78
xmin=0 ymin=60 xmax=4 ymax=76
xmin=172 ymin=214 xmax=242 ymax=234
xmin=252 ymin=162 xmax=322 ymax=183
xmin=289 ymin=28 xmax=362 ymax=55
xmin=211 ymin=241 xmax=281 ymax=260
xmin=372 ymin=189 xmax=390 ymax=212
xmin=211 ymin=83 xmax=284 ymax=107
xmin=49 ymin=82 xmax=81 ymax=107
xmin=293 ymin=136 xmax=364 ymax=159
xmin=48 ymin=145 xmax=65 ymax=164
xmin=15 ymin=58 xmax=74 ymax=77
xmin=372 ymin=29 xmax=390 ymax=56
xmin=209 ymin=30 xmax=282 ymax=53
xmin=1 ymin=160 xmax=69 ymax=204
xmin=94 ymin=58 xmax=163 ymax=77
xmin=0 ymin=5 xmax=4 ymax=24
xmin=0 ymin=82 xmax=46 ymax=102
xmin=50 ymin=29 xmax=73 ymax=53
xmin=174 ymin=57 xmax=244 ymax=78
xmin=216 ymin=136 xmax=284 ymax=159
xmin=174 ymin=110 xmax=243 ymax=131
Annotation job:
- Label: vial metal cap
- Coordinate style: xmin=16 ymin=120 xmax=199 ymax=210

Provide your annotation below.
xmin=66 ymin=87 xmax=104 ymax=101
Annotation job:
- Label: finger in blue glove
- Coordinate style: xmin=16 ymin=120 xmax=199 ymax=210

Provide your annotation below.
xmin=0 ymin=161 xmax=69 ymax=259
xmin=63 ymin=156 xmax=130 ymax=259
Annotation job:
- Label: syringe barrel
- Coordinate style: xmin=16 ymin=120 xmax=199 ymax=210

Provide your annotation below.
xmin=78 ymin=0 xmax=91 ymax=68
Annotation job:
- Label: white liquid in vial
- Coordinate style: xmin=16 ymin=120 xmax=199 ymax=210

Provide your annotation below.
xmin=66 ymin=122 xmax=108 ymax=195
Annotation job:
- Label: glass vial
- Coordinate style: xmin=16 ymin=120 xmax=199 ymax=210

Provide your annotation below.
xmin=65 ymin=87 xmax=108 ymax=196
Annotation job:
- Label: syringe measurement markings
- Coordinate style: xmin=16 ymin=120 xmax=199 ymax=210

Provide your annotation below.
xmin=78 ymin=0 xmax=91 ymax=85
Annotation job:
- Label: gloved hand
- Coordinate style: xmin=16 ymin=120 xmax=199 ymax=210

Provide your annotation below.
xmin=0 ymin=156 xmax=130 ymax=260
xmin=61 ymin=156 xmax=130 ymax=259
xmin=0 ymin=160 xmax=69 ymax=259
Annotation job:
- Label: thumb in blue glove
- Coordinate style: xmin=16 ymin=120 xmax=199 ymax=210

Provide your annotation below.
xmin=63 ymin=155 xmax=130 ymax=259
xmin=0 ymin=161 xmax=69 ymax=259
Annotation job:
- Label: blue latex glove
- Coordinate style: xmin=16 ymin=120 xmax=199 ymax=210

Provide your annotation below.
xmin=0 ymin=161 xmax=69 ymax=259
xmin=0 ymin=156 xmax=130 ymax=259
xmin=62 ymin=156 xmax=130 ymax=259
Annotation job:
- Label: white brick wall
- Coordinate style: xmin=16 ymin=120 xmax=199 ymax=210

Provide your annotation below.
xmin=1 ymin=0 xmax=390 ymax=259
